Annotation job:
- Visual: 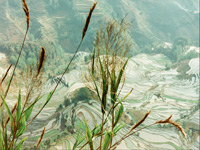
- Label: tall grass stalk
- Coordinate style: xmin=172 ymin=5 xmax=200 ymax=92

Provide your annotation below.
xmin=74 ymin=19 xmax=186 ymax=150
xmin=0 ymin=0 xmax=97 ymax=149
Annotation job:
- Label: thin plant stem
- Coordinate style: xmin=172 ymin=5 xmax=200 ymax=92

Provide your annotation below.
xmin=10 ymin=74 xmax=38 ymax=147
xmin=4 ymin=28 xmax=29 ymax=149
xmin=109 ymin=110 xmax=114 ymax=149
xmin=79 ymin=141 xmax=88 ymax=150
xmin=111 ymin=123 xmax=156 ymax=149
xmin=99 ymin=112 xmax=105 ymax=150
xmin=103 ymin=99 xmax=122 ymax=126
xmin=4 ymin=29 xmax=29 ymax=99
xmin=0 ymin=64 xmax=12 ymax=85
xmin=79 ymin=128 xmax=105 ymax=150
xmin=27 ymin=39 xmax=83 ymax=126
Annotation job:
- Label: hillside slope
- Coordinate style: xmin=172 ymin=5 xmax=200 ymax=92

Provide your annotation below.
xmin=0 ymin=0 xmax=199 ymax=52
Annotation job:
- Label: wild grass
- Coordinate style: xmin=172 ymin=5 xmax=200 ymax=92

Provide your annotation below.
xmin=73 ymin=19 xmax=187 ymax=150
xmin=0 ymin=0 xmax=97 ymax=149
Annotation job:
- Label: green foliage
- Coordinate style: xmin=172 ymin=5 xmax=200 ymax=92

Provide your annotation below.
xmin=14 ymin=137 xmax=27 ymax=150
xmin=9 ymin=55 xmax=17 ymax=65
xmin=1 ymin=96 xmax=14 ymax=123
xmin=73 ymin=20 xmax=132 ymax=150
xmin=0 ymin=131 xmax=3 ymax=148
xmin=16 ymin=90 xmax=22 ymax=123
xmin=179 ymin=51 xmax=198 ymax=61
xmin=148 ymin=38 xmax=198 ymax=63
xmin=91 ymin=123 xmax=102 ymax=136
xmin=23 ymin=96 xmax=43 ymax=121
xmin=173 ymin=37 xmax=188 ymax=48
xmin=73 ymin=122 xmax=83 ymax=150
xmin=0 ymin=85 xmax=48 ymax=149
xmin=16 ymin=115 xmax=26 ymax=138
xmin=73 ymin=19 xmax=187 ymax=150
xmin=3 ymin=41 xmax=65 ymax=73
xmin=27 ymin=57 xmax=35 ymax=66
xmin=64 ymin=96 xmax=71 ymax=107
xmin=114 ymin=103 xmax=124 ymax=127
xmin=102 ymin=131 xmax=113 ymax=150
xmin=85 ymin=121 xmax=94 ymax=150
xmin=113 ymin=123 xmax=125 ymax=135
xmin=99 ymin=57 xmax=108 ymax=113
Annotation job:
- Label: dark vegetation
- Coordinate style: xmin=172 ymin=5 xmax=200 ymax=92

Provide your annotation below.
xmin=143 ymin=37 xmax=198 ymax=63
xmin=1 ymin=41 xmax=72 ymax=76
xmin=2 ymin=35 xmax=198 ymax=78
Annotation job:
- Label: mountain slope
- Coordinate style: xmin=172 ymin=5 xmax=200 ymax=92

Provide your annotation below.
xmin=0 ymin=0 xmax=199 ymax=52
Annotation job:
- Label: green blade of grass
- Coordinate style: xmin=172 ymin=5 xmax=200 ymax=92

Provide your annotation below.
xmin=16 ymin=115 xmax=26 ymax=138
xmin=42 ymin=91 xmax=53 ymax=109
xmin=23 ymin=96 xmax=43 ymax=121
xmin=76 ymin=136 xmax=85 ymax=148
xmin=14 ymin=137 xmax=27 ymax=150
xmin=16 ymin=89 xmax=22 ymax=123
xmin=27 ymin=92 xmax=53 ymax=126
xmin=114 ymin=103 xmax=124 ymax=127
xmin=115 ymin=58 xmax=129 ymax=91
xmin=120 ymin=88 xmax=133 ymax=102
xmin=99 ymin=57 xmax=106 ymax=86
xmin=91 ymin=74 xmax=101 ymax=100
xmin=0 ymin=129 xmax=3 ymax=148
xmin=85 ymin=121 xmax=94 ymax=150
xmin=110 ymin=66 xmax=116 ymax=104
xmin=99 ymin=57 xmax=108 ymax=112
xmin=102 ymin=131 xmax=112 ymax=150
xmin=0 ymin=95 xmax=13 ymax=123
xmin=73 ymin=122 xmax=83 ymax=150
xmin=92 ymin=123 xmax=102 ymax=136
xmin=113 ymin=123 xmax=125 ymax=135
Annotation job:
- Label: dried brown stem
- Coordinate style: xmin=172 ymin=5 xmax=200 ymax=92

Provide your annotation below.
xmin=4 ymin=0 xmax=29 ymax=98
xmin=0 ymin=64 xmax=12 ymax=85
xmin=168 ymin=120 xmax=186 ymax=138
xmin=111 ymin=114 xmax=186 ymax=149
xmin=155 ymin=115 xmax=186 ymax=138
xmin=27 ymin=2 xmax=97 ymax=126
xmin=155 ymin=115 xmax=172 ymax=124
xmin=27 ymin=39 xmax=83 ymax=126
xmin=7 ymin=1 xmax=29 ymax=147
xmin=4 ymin=27 xmax=29 ymax=99
xmin=110 ymin=110 xmax=151 ymax=149
xmin=111 ymin=123 xmax=156 ymax=149
xmin=128 ymin=110 xmax=151 ymax=134
xmin=79 ymin=142 xmax=88 ymax=150
xmin=35 ymin=127 xmax=46 ymax=149
xmin=4 ymin=102 xmax=17 ymax=128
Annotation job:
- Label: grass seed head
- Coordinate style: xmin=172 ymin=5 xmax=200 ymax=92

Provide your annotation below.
xmin=82 ymin=2 xmax=97 ymax=39
xmin=37 ymin=47 xmax=46 ymax=76
xmin=22 ymin=0 xmax=29 ymax=29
